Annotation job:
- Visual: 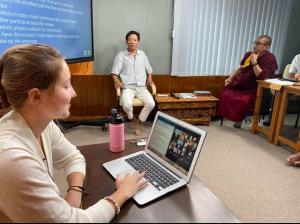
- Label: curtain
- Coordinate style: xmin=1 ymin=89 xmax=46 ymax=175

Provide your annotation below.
xmin=171 ymin=0 xmax=292 ymax=76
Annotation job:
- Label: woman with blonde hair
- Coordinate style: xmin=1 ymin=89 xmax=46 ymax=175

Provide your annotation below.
xmin=0 ymin=44 xmax=147 ymax=222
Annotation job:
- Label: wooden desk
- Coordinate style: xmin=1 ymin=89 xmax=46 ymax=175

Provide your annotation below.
xmin=155 ymin=94 xmax=219 ymax=125
xmin=251 ymin=80 xmax=283 ymax=143
xmin=274 ymin=85 xmax=300 ymax=152
xmin=79 ymin=141 xmax=240 ymax=223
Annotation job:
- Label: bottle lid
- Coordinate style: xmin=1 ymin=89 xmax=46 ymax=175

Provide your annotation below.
xmin=109 ymin=108 xmax=124 ymax=124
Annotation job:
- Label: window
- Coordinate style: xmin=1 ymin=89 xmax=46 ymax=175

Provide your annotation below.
xmin=171 ymin=0 xmax=292 ymax=76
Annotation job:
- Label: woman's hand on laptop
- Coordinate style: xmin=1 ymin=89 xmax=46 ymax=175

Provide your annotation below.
xmin=116 ymin=171 xmax=148 ymax=198
xmin=109 ymin=171 xmax=148 ymax=208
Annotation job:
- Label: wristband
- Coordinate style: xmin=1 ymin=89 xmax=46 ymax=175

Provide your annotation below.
xmin=67 ymin=187 xmax=83 ymax=193
xmin=252 ymin=63 xmax=258 ymax=67
xmin=104 ymin=196 xmax=120 ymax=215
xmin=67 ymin=186 xmax=89 ymax=195
xmin=69 ymin=185 xmax=84 ymax=190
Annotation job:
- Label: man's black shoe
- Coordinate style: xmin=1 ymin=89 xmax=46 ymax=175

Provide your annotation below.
xmin=233 ymin=121 xmax=242 ymax=128
xmin=263 ymin=119 xmax=271 ymax=126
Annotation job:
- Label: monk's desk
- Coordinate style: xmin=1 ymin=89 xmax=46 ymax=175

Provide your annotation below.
xmin=155 ymin=94 xmax=219 ymax=125
xmin=251 ymin=80 xmax=283 ymax=143
xmin=274 ymin=85 xmax=300 ymax=152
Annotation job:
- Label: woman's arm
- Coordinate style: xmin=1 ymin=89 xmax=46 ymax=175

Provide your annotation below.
xmin=49 ymin=122 xmax=86 ymax=207
xmin=65 ymin=172 xmax=85 ymax=208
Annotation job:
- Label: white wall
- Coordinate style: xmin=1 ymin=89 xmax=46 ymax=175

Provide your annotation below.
xmin=280 ymin=0 xmax=300 ymax=71
xmin=92 ymin=0 xmax=173 ymax=74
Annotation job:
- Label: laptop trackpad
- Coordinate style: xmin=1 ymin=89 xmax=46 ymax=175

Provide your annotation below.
xmin=117 ymin=169 xmax=135 ymax=179
xmin=103 ymin=158 xmax=135 ymax=178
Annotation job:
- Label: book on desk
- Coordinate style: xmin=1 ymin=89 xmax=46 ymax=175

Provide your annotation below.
xmin=193 ymin=90 xmax=212 ymax=96
xmin=265 ymin=78 xmax=295 ymax=86
xmin=171 ymin=93 xmax=197 ymax=99
xmin=170 ymin=91 xmax=212 ymax=99
xmin=265 ymin=78 xmax=298 ymax=90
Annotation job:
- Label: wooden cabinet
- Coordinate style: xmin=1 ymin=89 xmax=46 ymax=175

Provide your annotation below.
xmin=155 ymin=94 xmax=219 ymax=125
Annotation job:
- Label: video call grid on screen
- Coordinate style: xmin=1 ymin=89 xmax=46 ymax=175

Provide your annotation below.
xmin=147 ymin=115 xmax=201 ymax=175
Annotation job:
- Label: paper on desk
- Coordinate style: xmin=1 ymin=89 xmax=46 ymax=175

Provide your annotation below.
xmin=130 ymin=138 xmax=147 ymax=146
xmin=179 ymin=93 xmax=196 ymax=98
xmin=157 ymin=93 xmax=169 ymax=97
xmin=172 ymin=93 xmax=196 ymax=98
xmin=265 ymin=78 xmax=295 ymax=86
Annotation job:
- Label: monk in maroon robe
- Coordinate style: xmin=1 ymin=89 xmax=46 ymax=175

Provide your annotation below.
xmin=216 ymin=35 xmax=278 ymax=127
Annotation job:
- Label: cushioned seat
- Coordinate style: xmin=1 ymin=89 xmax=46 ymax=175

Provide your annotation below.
xmin=114 ymin=82 xmax=156 ymax=112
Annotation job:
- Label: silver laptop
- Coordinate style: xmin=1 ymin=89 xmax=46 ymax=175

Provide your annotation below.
xmin=282 ymin=73 xmax=298 ymax=82
xmin=103 ymin=111 xmax=206 ymax=205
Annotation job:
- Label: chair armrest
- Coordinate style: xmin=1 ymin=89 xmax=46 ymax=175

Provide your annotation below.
xmin=149 ymin=82 xmax=156 ymax=96
xmin=282 ymin=64 xmax=291 ymax=79
xmin=115 ymin=85 xmax=121 ymax=97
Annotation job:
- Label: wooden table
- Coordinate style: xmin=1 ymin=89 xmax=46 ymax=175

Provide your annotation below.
xmin=274 ymin=85 xmax=300 ymax=152
xmin=155 ymin=94 xmax=219 ymax=125
xmin=79 ymin=141 xmax=240 ymax=223
xmin=251 ymin=80 xmax=283 ymax=143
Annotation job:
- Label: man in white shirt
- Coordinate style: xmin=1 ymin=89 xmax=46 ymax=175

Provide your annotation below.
xmin=263 ymin=54 xmax=300 ymax=126
xmin=286 ymin=54 xmax=300 ymax=165
xmin=111 ymin=31 xmax=155 ymax=137
xmin=289 ymin=54 xmax=300 ymax=80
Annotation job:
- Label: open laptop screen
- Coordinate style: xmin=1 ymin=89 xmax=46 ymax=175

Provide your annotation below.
xmin=147 ymin=114 xmax=201 ymax=175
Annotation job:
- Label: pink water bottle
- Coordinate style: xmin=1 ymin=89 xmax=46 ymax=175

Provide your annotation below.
xmin=109 ymin=109 xmax=125 ymax=152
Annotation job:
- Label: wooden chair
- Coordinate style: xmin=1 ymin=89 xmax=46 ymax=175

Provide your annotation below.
xmin=282 ymin=64 xmax=292 ymax=79
xmin=114 ymin=82 xmax=157 ymax=115
xmin=282 ymin=64 xmax=300 ymax=128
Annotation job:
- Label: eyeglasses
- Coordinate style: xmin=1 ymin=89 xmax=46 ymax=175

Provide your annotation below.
xmin=253 ymin=41 xmax=268 ymax=46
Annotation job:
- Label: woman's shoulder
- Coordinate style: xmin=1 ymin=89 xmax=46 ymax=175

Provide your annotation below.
xmin=0 ymin=110 xmax=28 ymax=148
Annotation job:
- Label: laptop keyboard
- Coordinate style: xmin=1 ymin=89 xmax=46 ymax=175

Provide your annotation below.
xmin=125 ymin=154 xmax=179 ymax=191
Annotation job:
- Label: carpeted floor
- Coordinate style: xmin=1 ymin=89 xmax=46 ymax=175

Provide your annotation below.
xmin=55 ymin=117 xmax=300 ymax=223
xmin=196 ymin=119 xmax=300 ymax=223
